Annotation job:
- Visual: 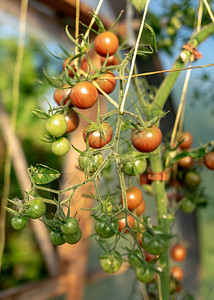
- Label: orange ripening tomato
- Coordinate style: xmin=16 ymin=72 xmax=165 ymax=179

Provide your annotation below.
xmin=177 ymin=132 xmax=193 ymax=150
xmin=171 ymin=266 xmax=184 ymax=281
xmin=121 ymin=186 xmax=143 ymax=210
xmin=170 ymin=244 xmax=187 ymax=262
xmin=117 ymin=214 xmax=135 ymax=233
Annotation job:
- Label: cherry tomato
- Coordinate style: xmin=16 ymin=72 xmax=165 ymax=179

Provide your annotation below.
xmin=94 ymin=216 xmax=119 ymax=238
xmin=54 ymin=84 xmax=71 ymax=106
xmin=51 ymin=137 xmax=70 ymax=156
xmin=131 ymin=125 xmax=162 ymax=153
xmin=178 ymin=132 xmax=193 ymax=150
xmin=143 ymin=250 xmax=157 ymax=262
xmin=128 ymin=250 xmax=141 ymax=268
xmin=140 ymin=173 xmax=151 ymax=185
xmin=204 ymin=152 xmax=214 ymax=170
xmin=122 ymin=152 xmax=147 ymax=176
xmin=69 ymin=82 xmax=98 ymax=109
xmin=99 ymin=251 xmax=122 ymax=273
xmin=63 ymin=228 xmax=82 ymax=244
xmin=65 ymin=109 xmax=79 ymax=133
xmin=134 ymin=200 xmax=146 ymax=216
xmin=117 ymin=214 xmax=135 ymax=233
xmin=63 ymin=57 xmax=77 ymax=77
xmin=180 ymin=197 xmax=196 ymax=213
xmin=184 ymin=171 xmax=201 ymax=189
xmin=135 ymin=265 xmax=155 ymax=283
xmin=11 ymin=215 xmax=28 ymax=230
xmin=60 ymin=217 xmax=79 ymax=235
xmin=178 ymin=156 xmax=194 ymax=169
xmin=94 ymin=32 xmax=119 ymax=57
xmin=171 ymin=266 xmax=184 ymax=281
xmin=100 ymin=55 xmax=119 ymax=66
xmin=121 ymin=186 xmax=143 ymax=210
xmin=26 ymin=198 xmax=46 ymax=219
xmin=170 ymin=244 xmax=187 ymax=262
xmin=83 ymin=122 xmax=113 ymax=149
xmin=49 ymin=231 xmax=65 ymax=245
xmin=45 ymin=114 xmax=67 ymax=138
xmin=78 ymin=152 xmax=104 ymax=174
xmin=142 ymin=229 xmax=167 ymax=255
xmin=95 ymin=71 xmax=116 ymax=94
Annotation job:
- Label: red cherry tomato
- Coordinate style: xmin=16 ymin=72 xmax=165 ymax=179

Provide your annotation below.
xmin=170 ymin=244 xmax=187 ymax=262
xmin=139 ymin=173 xmax=151 ymax=185
xmin=94 ymin=32 xmax=119 ymax=57
xmin=69 ymin=82 xmax=98 ymax=109
xmin=100 ymin=55 xmax=119 ymax=66
xmin=204 ymin=152 xmax=214 ymax=170
xmin=54 ymin=84 xmax=71 ymax=106
xmin=118 ymin=214 xmax=135 ymax=233
xmin=63 ymin=57 xmax=77 ymax=77
xmin=171 ymin=266 xmax=184 ymax=281
xmin=83 ymin=122 xmax=113 ymax=149
xmin=65 ymin=109 xmax=79 ymax=133
xmin=95 ymin=71 xmax=116 ymax=94
xmin=178 ymin=156 xmax=194 ymax=169
xmin=178 ymin=132 xmax=193 ymax=150
xmin=121 ymin=187 xmax=143 ymax=210
xmin=131 ymin=125 xmax=162 ymax=153
xmin=134 ymin=200 xmax=146 ymax=216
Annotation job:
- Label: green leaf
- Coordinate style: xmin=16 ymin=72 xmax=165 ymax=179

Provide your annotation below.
xmin=30 ymin=164 xmax=60 ymax=185
xmin=5 ymin=206 xmax=18 ymax=216
xmin=43 ymin=68 xmax=63 ymax=88
xmin=127 ymin=0 xmax=146 ymax=13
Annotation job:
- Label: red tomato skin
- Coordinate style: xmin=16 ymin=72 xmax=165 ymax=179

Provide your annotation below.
xmin=69 ymin=82 xmax=98 ymax=109
xmin=135 ymin=200 xmax=146 ymax=216
xmin=94 ymin=32 xmax=119 ymax=57
xmin=118 ymin=214 xmax=135 ymax=233
xmin=121 ymin=187 xmax=143 ymax=210
xmin=65 ymin=109 xmax=80 ymax=133
xmin=83 ymin=122 xmax=113 ymax=149
xmin=100 ymin=55 xmax=119 ymax=66
xmin=204 ymin=152 xmax=214 ymax=170
xmin=178 ymin=132 xmax=193 ymax=150
xmin=131 ymin=125 xmax=162 ymax=153
xmin=54 ymin=84 xmax=72 ymax=106
xmin=171 ymin=244 xmax=187 ymax=262
xmin=95 ymin=71 xmax=116 ymax=94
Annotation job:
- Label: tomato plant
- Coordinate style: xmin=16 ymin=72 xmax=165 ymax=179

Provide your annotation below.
xmin=131 ymin=125 xmax=162 ymax=153
xmin=69 ymin=81 xmax=98 ymax=109
xmin=94 ymin=32 xmax=119 ymax=57
xmin=83 ymin=122 xmax=113 ymax=149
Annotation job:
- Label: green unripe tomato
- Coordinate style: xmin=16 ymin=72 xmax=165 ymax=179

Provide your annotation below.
xmin=78 ymin=152 xmax=104 ymax=174
xmin=11 ymin=215 xmax=28 ymax=230
xmin=63 ymin=228 xmax=82 ymax=244
xmin=60 ymin=217 xmax=79 ymax=235
xmin=142 ymin=229 xmax=167 ymax=255
xmin=99 ymin=251 xmax=122 ymax=273
xmin=180 ymin=197 xmax=196 ymax=213
xmin=122 ymin=153 xmax=147 ymax=176
xmin=128 ymin=250 xmax=141 ymax=268
xmin=26 ymin=198 xmax=46 ymax=219
xmin=135 ymin=266 xmax=154 ymax=283
xmin=45 ymin=114 xmax=67 ymax=137
xmin=51 ymin=137 xmax=70 ymax=156
xmin=184 ymin=171 xmax=201 ymax=189
xmin=49 ymin=231 xmax=65 ymax=245
xmin=94 ymin=217 xmax=119 ymax=238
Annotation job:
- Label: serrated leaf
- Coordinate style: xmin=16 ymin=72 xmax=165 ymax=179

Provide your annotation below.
xmin=30 ymin=164 xmax=60 ymax=185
